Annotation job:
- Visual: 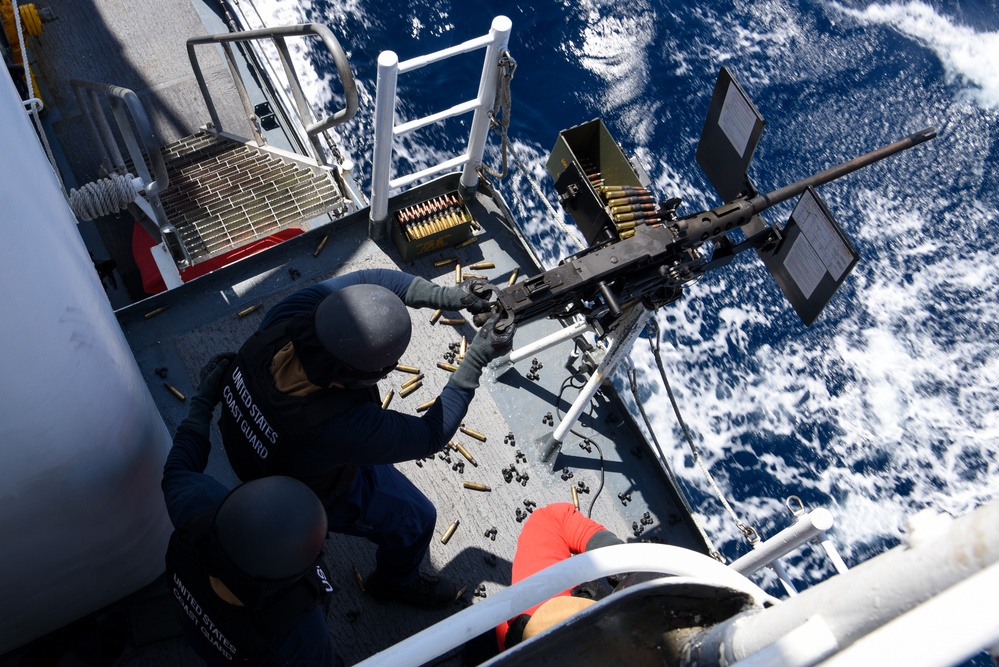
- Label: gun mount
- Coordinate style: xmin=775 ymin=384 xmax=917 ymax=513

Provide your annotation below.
xmin=489 ymin=69 xmax=935 ymax=334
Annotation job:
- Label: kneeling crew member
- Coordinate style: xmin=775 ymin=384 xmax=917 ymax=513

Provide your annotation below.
xmin=217 ymin=269 xmax=513 ymax=608
xmin=162 ymin=356 xmax=337 ymax=666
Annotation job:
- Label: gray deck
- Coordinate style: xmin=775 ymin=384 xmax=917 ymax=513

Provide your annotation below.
xmin=111 ymin=174 xmax=708 ymax=664
xmin=11 ymin=1 xmax=709 ymax=663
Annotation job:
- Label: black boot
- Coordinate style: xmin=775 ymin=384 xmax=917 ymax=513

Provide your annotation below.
xmin=364 ymin=571 xmax=464 ymax=609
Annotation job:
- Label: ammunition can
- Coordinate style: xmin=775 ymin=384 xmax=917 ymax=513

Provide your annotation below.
xmin=437 ymin=362 xmax=457 ymax=373
xmin=441 ymin=519 xmax=460 ymax=544
xmin=399 ymin=381 xmax=422 ymax=398
xmin=463 ymin=482 xmax=491 ymax=492
xmin=459 ymin=427 xmax=487 ymax=442
xmin=164 ymin=382 xmax=186 ymax=402
xmin=396 ymin=364 xmax=420 ymax=374
xmin=381 ymin=389 xmax=394 ymax=410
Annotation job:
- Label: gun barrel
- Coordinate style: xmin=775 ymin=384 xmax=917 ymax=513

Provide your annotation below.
xmin=750 ymin=127 xmax=936 ymax=214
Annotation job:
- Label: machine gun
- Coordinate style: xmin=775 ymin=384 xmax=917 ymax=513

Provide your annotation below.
xmin=484 ymin=68 xmax=935 ymax=461
xmin=488 ymin=68 xmax=935 ymax=336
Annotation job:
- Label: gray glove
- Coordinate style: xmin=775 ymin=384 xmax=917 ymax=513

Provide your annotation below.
xmin=404 ymin=276 xmax=492 ymax=314
xmin=448 ymin=315 xmax=515 ymax=390
xmin=178 ymin=353 xmax=235 ymax=436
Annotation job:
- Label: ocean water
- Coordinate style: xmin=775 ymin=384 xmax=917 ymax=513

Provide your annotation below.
xmin=250 ymin=0 xmax=997 ymax=653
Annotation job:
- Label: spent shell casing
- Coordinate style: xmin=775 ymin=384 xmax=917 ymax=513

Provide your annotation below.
xmin=456 ymin=237 xmax=477 ymax=248
xmin=507 ymin=267 xmax=519 ymax=287
xmin=468 ymin=261 xmax=495 ymax=270
xmin=434 ymin=257 xmax=457 ymax=267
xmin=453 ymin=441 xmax=479 ymax=467
xmin=237 ymin=304 xmax=260 ymax=318
xmin=416 ymin=398 xmax=436 ymax=412
xmin=462 ymin=273 xmax=487 ymax=280
xmin=454 ymin=263 xmax=462 ymax=285
xmin=571 ymin=485 xmax=580 ymax=511
xmin=313 ymin=234 xmax=329 ymax=257
xmin=459 ymin=427 xmax=487 ymax=442
xmin=144 ymin=305 xmax=169 ymax=319
xmin=459 ymin=336 xmax=467 ymax=360
xmin=164 ymin=382 xmax=186 ymax=402
xmin=463 ymin=482 xmax=491 ymax=492
xmin=437 ymin=362 xmax=458 ymax=373
xmin=441 ymin=519 xmax=460 ymax=544
xmin=440 ymin=318 xmax=465 ymax=326
xmin=399 ymin=381 xmax=422 ymax=398
xmin=430 ymin=309 xmax=443 ymax=325
xmin=396 ymin=364 xmax=420 ymax=374
xmin=353 ymin=565 xmax=365 ymax=591
xmin=381 ymin=389 xmax=394 ymax=410
xmin=401 ymin=373 xmax=424 ymax=389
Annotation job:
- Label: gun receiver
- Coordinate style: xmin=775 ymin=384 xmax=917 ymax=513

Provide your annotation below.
xmin=492 ymin=127 xmax=936 ymax=333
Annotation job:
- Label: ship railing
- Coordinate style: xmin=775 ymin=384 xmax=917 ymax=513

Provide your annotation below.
xmin=368 ymin=15 xmax=513 ymax=238
xmin=69 ymin=79 xmax=184 ymax=263
xmin=729 ymin=498 xmax=851 ymax=597
xmin=186 ymin=23 xmax=358 ymax=168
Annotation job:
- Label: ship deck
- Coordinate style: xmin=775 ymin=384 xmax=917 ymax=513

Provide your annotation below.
xmin=8 ymin=0 xmax=710 ymax=664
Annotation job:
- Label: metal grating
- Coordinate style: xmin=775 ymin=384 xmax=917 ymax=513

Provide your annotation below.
xmin=156 ymin=132 xmax=346 ymax=264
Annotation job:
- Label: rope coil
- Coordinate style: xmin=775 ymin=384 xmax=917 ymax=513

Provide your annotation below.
xmin=68 ymin=173 xmax=137 ymax=220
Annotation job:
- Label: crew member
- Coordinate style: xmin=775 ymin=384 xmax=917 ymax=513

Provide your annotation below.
xmin=217 ymin=269 xmax=514 ymax=608
xmin=497 ymin=503 xmax=623 ymax=650
xmin=162 ymin=355 xmax=337 ymax=666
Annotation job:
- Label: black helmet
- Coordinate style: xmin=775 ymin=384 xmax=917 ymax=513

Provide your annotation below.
xmin=207 ymin=477 xmax=327 ymax=607
xmin=311 ymin=284 xmax=411 ymax=384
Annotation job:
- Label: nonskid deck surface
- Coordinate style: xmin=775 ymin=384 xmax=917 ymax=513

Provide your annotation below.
xmin=115 ymin=178 xmax=707 ymax=664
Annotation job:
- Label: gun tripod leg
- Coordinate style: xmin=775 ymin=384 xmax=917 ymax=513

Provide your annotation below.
xmin=541 ymin=306 xmax=652 ymax=462
xmin=509 ymin=319 xmax=594 ymax=365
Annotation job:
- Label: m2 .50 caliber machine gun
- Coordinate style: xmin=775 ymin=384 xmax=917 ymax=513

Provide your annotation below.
xmin=481 ymin=67 xmax=935 ymax=460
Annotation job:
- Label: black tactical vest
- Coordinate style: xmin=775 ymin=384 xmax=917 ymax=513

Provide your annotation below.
xmin=218 ymin=316 xmax=377 ymax=500
xmin=164 ymin=510 xmax=333 ymax=665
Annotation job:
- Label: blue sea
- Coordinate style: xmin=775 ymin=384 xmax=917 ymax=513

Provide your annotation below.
xmin=256 ymin=0 xmax=997 ymax=658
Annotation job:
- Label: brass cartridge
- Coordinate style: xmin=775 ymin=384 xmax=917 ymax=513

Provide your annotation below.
xmin=313 ymin=234 xmax=329 ymax=257
xmin=396 ymin=364 xmax=420 ymax=374
xmin=237 ymin=304 xmax=260 ymax=318
xmin=164 ymin=382 xmax=186 ymax=402
xmin=459 ymin=336 xmax=467 ymax=360
xmin=614 ymin=221 xmax=637 ymax=231
xmin=399 ymin=381 xmax=422 ymax=398
xmin=619 ymin=229 xmax=636 ymax=240
xmin=463 ymin=482 xmax=491 ymax=492
xmin=456 ymin=237 xmax=477 ymax=248
xmin=416 ymin=398 xmax=436 ymax=412
xmin=353 ymin=565 xmax=365 ymax=591
xmin=381 ymin=389 xmax=394 ymax=410
xmin=434 ymin=258 xmax=456 ymax=267
xmin=462 ymin=273 xmax=487 ymax=281
xmin=440 ymin=318 xmax=466 ymax=326
xmin=452 ymin=441 xmax=479 ymax=467
xmin=144 ymin=305 xmax=169 ymax=319
xmin=468 ymin=261 xmax=495 ymax=270
xmin=571 ymin=485 xmax=580 ymax=511
xmin=430 ymin=309 xmax=443 ymax=325
xmin=401 ymin=373 xmax=424 ymax=390
xmin=507 ymin=268 xmax=519 ymax=287
xmin=441 ymin=519 xmax=460 ymax=544
xmin=437 ymin=362 xmax=458 ymax=373
xmin=459 ymin=427 xmax=487 ymax=442
xmin=455 ymin=263 xmax=462 ymax=285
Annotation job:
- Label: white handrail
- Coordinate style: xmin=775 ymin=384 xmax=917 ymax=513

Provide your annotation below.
xmin=368 ymin=16 xmax=512 ymax=238
xmin=352 ymin=543 xmax=773 ymax=667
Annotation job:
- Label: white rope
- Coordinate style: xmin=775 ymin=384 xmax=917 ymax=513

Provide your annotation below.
xmin=68 ymin=173 xmax=137 ymax=221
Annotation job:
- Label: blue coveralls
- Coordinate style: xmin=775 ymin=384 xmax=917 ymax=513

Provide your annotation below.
xmin=161 ymin=403 xmax=335 ymax=665
xmin=257 ymin=269 xmax=474 ymax=585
